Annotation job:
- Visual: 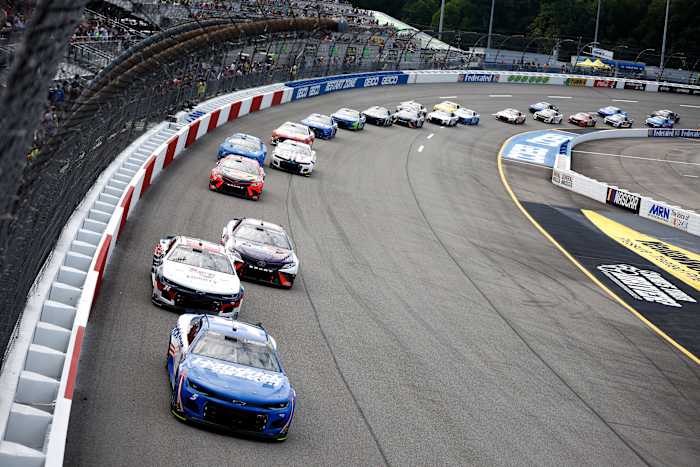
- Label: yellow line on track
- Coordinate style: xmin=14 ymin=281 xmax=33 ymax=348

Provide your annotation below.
xmin=496 ymin=136 xmax=700 ymax=366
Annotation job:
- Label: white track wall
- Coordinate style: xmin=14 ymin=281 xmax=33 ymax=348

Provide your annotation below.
xmin=1 ymin=69 xmax=699 ymax=467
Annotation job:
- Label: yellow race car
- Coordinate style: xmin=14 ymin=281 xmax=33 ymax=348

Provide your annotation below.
xmin=433 ymin=100 xmax=461 ymax=113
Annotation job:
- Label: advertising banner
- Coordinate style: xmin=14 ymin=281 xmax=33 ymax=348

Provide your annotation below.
xmin=287 ymin=72 xmax=408 ymax=101
xmin=648 ymin=128 xmax=700 ymax=138
xmin=551 ymin=169 xmax=574 ymax=189
xmin=606 ymin=187 xmax=641 ymax=214
xmin=501 ymin=130 xmax=575 ymax=168
xmin=565 ymin=78 xmax=587 ymax=87
xmin=658 ymin=85 xmax=700 ymax=95
xmin=591 ymin=47 xmax=614 ymax=60
xmin=624 ymin=81 xmax=647 ymax=91
xmin=459 ymin=72 xmax=498 ymax=83
xmin=506 ymin=75 xmax=550 ymax=84
xmin=594 ymin=79 xmax=616 ymax=88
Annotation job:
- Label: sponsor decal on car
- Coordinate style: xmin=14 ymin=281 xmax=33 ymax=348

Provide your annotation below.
xmin=606 ymin=188 xmax=641 ymax=213
xmin=565 ymin=78 xmax=587 ymax=87
xmin=597 ymin=264 xmax=696 ymax=308
xmin=624 ymin=81 xmax=646 ymax=91
xmin=594 ymin=79 xmax=615 ymax=88
xmin=648 ymin=128 xmax=700 ymax=138
xmin=506 ymin=75 xmax=549 ymax=84
xmin=191 ymin=357 xmax=285 ymax=386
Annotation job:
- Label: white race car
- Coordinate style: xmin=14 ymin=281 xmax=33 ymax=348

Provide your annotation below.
xmin=151 ymin=236 xmax=243 ymax=318
xmin=495 ymin=108 xmax=526 ymax=124
xmin=533 ymin=108 xmax=563 ymax=124
xmin=270 ymin=140 xmax=316 ymax=176
xmin=394 ymin=108 xmax=425 ymax=128
xmin=397 ymin=100 xmax=427 ymax=116
xmin=427 ymin=109 xmax=459 ymax=126
xmin=604 ymin=114 xmax=634 ymax=128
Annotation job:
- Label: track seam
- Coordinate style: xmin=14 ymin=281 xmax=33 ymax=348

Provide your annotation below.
xmin=404 ymin=135 xmax=653 ymax=467
xmin=283 ymin=174 xmax=391 ymax=467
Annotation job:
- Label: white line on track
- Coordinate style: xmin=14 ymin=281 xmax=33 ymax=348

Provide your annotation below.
xmin=683 ymin=174 xmax=699 ymax=178
xmin=612 ymin=99 xmax=638 ymax=103
xmin=418 ymin=145 xmax=424 ymax=153
xmin=573 ymin=150 xmax=700 ymax=166
xmin=439 ymin=96 xmax=457 ymax=99
xmin=680 ymin=104 xmax=700 ymax=108
xmin=547 ymin=96 xmax=572 ymax=99
xmin=502 ymin=158 xmax=553 ymax=169
xmin=427 ymin=133 xmax=434 ymax=139
xmin=489 ymin=94 xmax=512 ymax=98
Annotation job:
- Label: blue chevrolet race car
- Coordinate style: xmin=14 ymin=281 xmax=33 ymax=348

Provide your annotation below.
xmin=597 ymin=106 xmax=627 ymax=117
xmin=645 ymin=114 xmax=675 ymax=128
xmin=168 ymin=314 xmax=296 ymax=441
xmin=218 ymin=133 xmax=267 ymax=166
xmin=454 ymin=108 xmax=480 ymax=125
xmin=331 ymin=108 xmax=366 ymax=130
xmin=301 ymin=113 xmax=338 ymax=139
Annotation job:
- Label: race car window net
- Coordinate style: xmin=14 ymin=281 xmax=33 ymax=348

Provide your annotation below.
xmin=221 ymin=158 xmax=260 ymax=175
xmin=226 ymin=139 xmax=260 ymax=153
xmin=235 ymin=225 xmax=291 ymax=249
xmin=193 ymin=331 xmax=280 ymax=372
xmin=168 ymin=245 xmax=234 ymax=275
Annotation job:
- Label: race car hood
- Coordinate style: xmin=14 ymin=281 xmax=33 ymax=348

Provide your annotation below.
xmin=219 ymin=143 xmax=262 ymax=158
xmin=162 ymin=261 xmax=240 ymax=295
xmin=186 ymin=355 xmax=291 ymax=403
xmin=332 ymin=112 xmax=360 ymax=122
xmin=220 ymin=167 xmax=259 ymax=182
xmin=302 ymin=118 xmax=333 ymax=129
xmin=646 ymin=116 xmax=667 ymax=123
xmin=363 ymin=108 xmax=387 ymax=118
xmin=395 ymin=110 xmax=417 ymax=120
xmin=274 ymin=147 xmax=314 ymax=163
xmin=233 ymin=240 xmax=293 ymax=264
xmin=429 ymin=110 xmax=452 ymax=119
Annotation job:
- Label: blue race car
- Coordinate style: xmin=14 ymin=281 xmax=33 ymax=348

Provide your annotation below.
xmin=168 ymin=314 xmax=296 ymax=441
xmin=218 ymin=133 xmax=267 ymax=166
xmin=331 ymin=108 xmax=366 ymax=130
xmin=454 ymin=108 xmax=480 ymax=125
xmin=301 ymin=113 xmax=337 ymax=139
xmin=597 ymin=106 xmax=627 ymax=118
xmin=528 ymin=101 xmax=559 ymax=113
xmin=645 ymin=115 xmax=675 ymax=128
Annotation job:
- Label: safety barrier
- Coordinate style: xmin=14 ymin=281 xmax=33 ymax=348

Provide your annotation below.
xmin=1 ymin=68 xmax=699 ymax=466
xmin=551 ymin=129 xmax=700 ymax=236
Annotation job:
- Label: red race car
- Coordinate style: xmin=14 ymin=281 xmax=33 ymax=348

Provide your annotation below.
xmin=209 ymin=155 xmax=265 ymax=201
xmin=568 ymin=112 xmax=597 ymax=127
xmin=271 ymin=121 xmax=315 ymax=146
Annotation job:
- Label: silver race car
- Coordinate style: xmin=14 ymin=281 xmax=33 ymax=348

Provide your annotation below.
xmin=495 ymin=108 xmax=526 ymax=124
xmin=427 ymin=109 xmax=459 ymax=126
xmin=533 ymin=108 xmax=563 ymax=124
xmin=394 ymin=108 xmax=425 ymax=128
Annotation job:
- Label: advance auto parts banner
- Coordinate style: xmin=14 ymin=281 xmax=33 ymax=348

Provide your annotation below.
xmin=506 ymin=75 xmax=550 ymax=84
xmin=288 ymin=72 xmax=408 ymax=101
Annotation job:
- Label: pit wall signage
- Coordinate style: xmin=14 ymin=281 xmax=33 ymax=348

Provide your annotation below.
xmin=658 ymin=85 xmax=700 ymax=95
xmin=648 ymin=128 xmax=700 ymax=138
xmin=624 ymin=81 xmax=646 ymax=91
xmin=506 ymin=75 xmax=550 ymax=84
xmin=460 ymin=72 xmax=499 ymax=83
xmin=606 ymin=187 xmax=641 ymax=214
xmin=565 ymin=77 xmax=588 ymax=87
xmin=642 ymin=199 xmax=692 ymax=232
xmin=594 ymin=79 xmax=616 ymax=88
xmin=288 ymin=72 xmax=409 ymax=101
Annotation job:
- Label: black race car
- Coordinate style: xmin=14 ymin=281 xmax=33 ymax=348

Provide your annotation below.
xmin=362 ymin=106 xmax=394 ymax=126
xmin=221 ymin=218 xmax=299 ymax=288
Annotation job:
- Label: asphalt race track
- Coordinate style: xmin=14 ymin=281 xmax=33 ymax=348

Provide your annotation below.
xmin=65 ymin=84 xmax=700 ymax=467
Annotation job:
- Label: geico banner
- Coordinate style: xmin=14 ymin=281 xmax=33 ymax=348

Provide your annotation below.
xmin=644 ymin=202 xmax=691 ymax=231
xmin=565 ymin=77 xmax=587 ymax=87
xmin=459 ymin=72 xmax=498 ymax=83
xmin=506 ymin=75 xmax=550 ymax=84
xmin=288 ymin=72 xmax=408 ymax=101
xmin=606 ymin=187 xmax=641 ymax=213
xmin=648 ymin=128 xmax=700 ymax=138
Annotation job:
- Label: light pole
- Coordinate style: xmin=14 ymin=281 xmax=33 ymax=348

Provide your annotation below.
xmin=594 ymin=0 xmax=602 ymax=44
xmin=634 ymin=48 xmax=655 ymax=63
xmin=493 ymin=34 xmax=524 ymax=65
xmin=659 ymin=0 xmax=670 ymax=75
xmin=438 ymin=0 xmax=445 ymax=40
xmin=487 ymin=0 xmax=496 ymax=49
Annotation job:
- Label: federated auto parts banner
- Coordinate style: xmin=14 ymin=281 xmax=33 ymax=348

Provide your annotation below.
xmin=287 ymin=71 xmax=409 ymax=101
xmin=648 ymin=128 xmax=700 ymax=138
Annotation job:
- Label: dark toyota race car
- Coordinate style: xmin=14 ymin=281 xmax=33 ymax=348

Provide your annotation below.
xmin=222 ymin=218 xmax=299 ymax=288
